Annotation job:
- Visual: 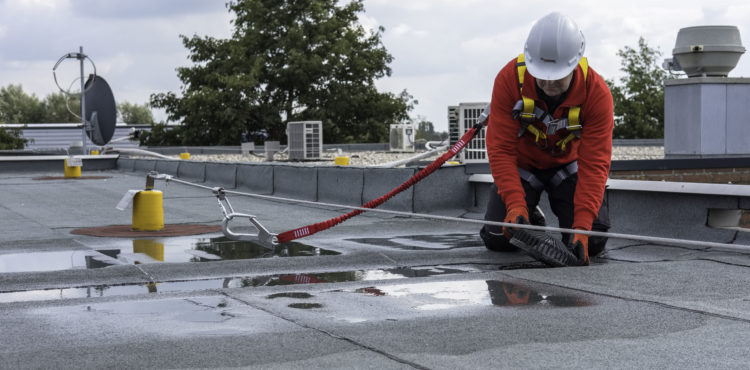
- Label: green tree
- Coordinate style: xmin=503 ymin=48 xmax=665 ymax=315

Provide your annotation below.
xmin=42 ymin=92 xmax=80 ymax=123
xmin=0 ymin=85 xmax=45 ymax=123
xmin=118 ymin=102 xmax=155 ymax=124
xmin=138 ymin=122 xmax=182 ymax=146
xmin=151 ymin=0 xmax=413 ymax=145
xmin=607 ymin=37 xmax=667 ymax=139
xmin=413 ymin=116 xmax=447 ymax=142
xmin=0 ymin=127 xmax=28 ymax=149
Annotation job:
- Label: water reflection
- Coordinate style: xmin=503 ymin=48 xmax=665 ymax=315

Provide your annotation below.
xmin=0 ymin=237 xmax=339 ymax=273
xmin=347 ymin=233 xmax=484 ymax=250
xmin=354 ymin=280 xmax=595 ymax=310
xmin=0 ymin=265 xmax=487 ymax=303
xmin=486 ymin=281 xmax=593 ymax=307
xmin=193 ymin=237 xmax=339 ymax=260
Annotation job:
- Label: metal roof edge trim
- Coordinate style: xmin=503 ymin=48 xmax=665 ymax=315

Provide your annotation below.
xmin=0 ymin=154 xmax=119 ymax=161
xmin=468 ymin=174 xmax=750 ymax=197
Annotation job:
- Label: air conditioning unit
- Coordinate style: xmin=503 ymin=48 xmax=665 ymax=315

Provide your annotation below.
xmin=447 ymin=105 xmax=460 ymax=147
xmin=456 ymin=102 xmax=489 ymax=163
xmin=286 ymin=121 xmax=322 ymax=160
xmin=389 ymin=123 xmax=415 ymax=152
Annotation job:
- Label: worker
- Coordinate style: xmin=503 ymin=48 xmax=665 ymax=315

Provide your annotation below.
xmin=480 ymin=12 xmax=613 ymax=266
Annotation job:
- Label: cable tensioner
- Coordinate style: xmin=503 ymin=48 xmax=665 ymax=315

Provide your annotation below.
xmin=213 ymin=187 xmax=279 ymax=248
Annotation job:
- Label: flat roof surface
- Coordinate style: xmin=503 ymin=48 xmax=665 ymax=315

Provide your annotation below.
xmin=2 ymin=169 xmax=750 ymax=369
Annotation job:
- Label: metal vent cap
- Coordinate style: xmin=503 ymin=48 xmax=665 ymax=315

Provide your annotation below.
xmin=672 ymin=25 xmax=745 ymax=77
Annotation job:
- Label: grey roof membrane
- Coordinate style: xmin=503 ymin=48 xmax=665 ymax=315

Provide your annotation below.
xmin=1 ymin=165 xmax=750 ymax=369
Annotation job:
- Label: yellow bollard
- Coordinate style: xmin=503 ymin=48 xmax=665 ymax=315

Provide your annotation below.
xmin=179 ymin=152 xmax=191 ymax=160
xmin=132 ymin=190 xmax=164 ymax=231
xmin=63 ymin=158 xmax=81 ymax=178
xmin=132 ymin=239 xmax=165 ymax=261
xmin=334 ymin=156 xmax=350 ymax=166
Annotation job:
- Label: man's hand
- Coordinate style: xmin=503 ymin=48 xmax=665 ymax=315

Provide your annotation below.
xmin=502 ymin=206 xmax=529 ymax=238
xmin=569 ymin=231 xmax=589 ymax=266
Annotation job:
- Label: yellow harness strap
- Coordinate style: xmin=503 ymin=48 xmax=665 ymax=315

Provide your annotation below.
xmin=516 ymin=53 xmax=589 ymax=152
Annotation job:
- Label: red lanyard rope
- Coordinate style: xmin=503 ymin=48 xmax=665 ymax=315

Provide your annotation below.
xmin=276 ymin=122 xmax=486 ymax=243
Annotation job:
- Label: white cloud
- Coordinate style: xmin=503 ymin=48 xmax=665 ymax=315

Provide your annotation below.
xmin=390 ymin=24 xmax=428 ymax=38
xmin=1 ymin=0 xmax=750 ymax=131
xmin=358 ymin=13 xmax=380 ymax=33
xmin=392 ymin=24 xmax=411 ymax=37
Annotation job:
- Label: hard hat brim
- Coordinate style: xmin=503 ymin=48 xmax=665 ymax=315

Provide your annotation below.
xmin=524 ymin=55 xmax=579 ymax=81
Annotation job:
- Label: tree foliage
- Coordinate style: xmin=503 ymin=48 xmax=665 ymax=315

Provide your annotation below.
xmin=607 ymin=37 xmax=667 ymax=139
xmin=0 ymin=84 xmax=154 ymax=149
xmin=138 ymin=122 xmax=183 ymax=146
xmin=0 ymin=84 xmax=154 ymax=125
xmin=0 ymin=85 xmax=45 ymax=123
xmin=43 ymin=92 xmax=81 ymax=123
xmin=413 ymin=116 xmax=447 ymax=142
xmin=150 ymin=0 xmax=414 ymax=146
xmin=0 ymin=127 xmax=28 ymax=149
xmin=118 ymin=102 xmax=155 ymax=124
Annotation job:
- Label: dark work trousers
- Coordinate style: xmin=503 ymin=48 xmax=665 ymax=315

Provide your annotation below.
xmin=480 ymin=166 xmax=611 ymax=256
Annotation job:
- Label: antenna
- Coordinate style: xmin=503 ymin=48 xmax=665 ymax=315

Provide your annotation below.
xmin=53 ymin=47 xmax=100 ymax=153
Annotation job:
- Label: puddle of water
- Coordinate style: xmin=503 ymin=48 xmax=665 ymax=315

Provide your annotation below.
xmin=0 ymin=265 xmax=488 ymax=303
xmin=0 ymin=250 xmax=98 ymax=273
xmin=353 ymin=280 xmax=595 ymax=310
xmin=347 ymin=233 xmax=484 ymax=250
xmin=267 ymin=292 xmax=314 ymax=299
xmin=485 ymin=280 xmax=592 ymax=307
xmin=193 ymin=237 xmax=339 ymax=260
xmin=0 ymin=236 xmax=339 ymax=273
xmin=287 ymin=303 xmax=323 ymax=309
xmin=250 ymin=265 xmax=491 ymax=287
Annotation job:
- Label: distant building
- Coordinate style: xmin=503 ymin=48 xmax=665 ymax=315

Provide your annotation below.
xmin=0 ymin=123 xmax=148 ymax=151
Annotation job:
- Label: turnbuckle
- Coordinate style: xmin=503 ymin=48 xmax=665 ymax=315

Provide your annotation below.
xmin=213 ymin=187 xmax=279 ymax=248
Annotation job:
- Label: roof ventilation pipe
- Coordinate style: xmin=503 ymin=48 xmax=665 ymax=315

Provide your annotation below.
xmin=664 ymin=25 xmax=745 ymax=77
xmin=663 ymin=25 xmax=750 ymax=158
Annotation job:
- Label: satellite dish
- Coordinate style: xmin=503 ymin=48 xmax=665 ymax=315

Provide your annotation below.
xmin=83 ymin=75 xmax=117 ymax=146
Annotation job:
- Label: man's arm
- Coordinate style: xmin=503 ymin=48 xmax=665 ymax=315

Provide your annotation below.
xmin=572 ymin=67 xmax=614 ymax=230
xmin=486 ymin=58 xmax=526 ymax=211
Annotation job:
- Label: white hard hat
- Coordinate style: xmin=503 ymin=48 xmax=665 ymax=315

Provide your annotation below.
xmin=524 ymin=12 xmax=585 ymax=80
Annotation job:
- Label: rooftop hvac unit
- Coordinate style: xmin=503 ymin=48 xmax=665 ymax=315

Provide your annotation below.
xmin=456 ymin=102 xmax=489 ymax=163
xmin=286 ymin=121 xmax=322 ymax=160
xmin=389 ymin=123 xmax=415 ymax=152
xmin=447 ymin=106 xmax=460 ymax=147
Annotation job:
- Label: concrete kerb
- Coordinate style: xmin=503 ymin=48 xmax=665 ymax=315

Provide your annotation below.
xmin=205 ymin=162 xmax=238 ymax=189
xmin=133 ymin=159 xmax=156 ymax=173
xmin=236 ymin=164 xmax=274 ymax=194
xmin=273 ymin=165 xmax=317 ymax=201
xmin=155 ymin=159 xmax=180 ymax=176
xmin=414 ymin=165 xmax=472 ymax=214
xmin=177 ymin=160 xmax=207 ymax=183
xmin=608 ymin=191 xmax=740 ymax=242
xmin=116 ymin=158 xmax=135 ymax=172
xmin=317 ymin=166 xmax=364 ymax=207
xmin=363 ymin=167 xmax=417 ymax=212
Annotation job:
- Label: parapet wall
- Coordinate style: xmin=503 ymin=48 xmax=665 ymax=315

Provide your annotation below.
xmin=116 ymin=158 xmax=473 ymax=216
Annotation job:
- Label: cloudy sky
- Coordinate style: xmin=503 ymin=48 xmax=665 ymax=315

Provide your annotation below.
xmin=1 ymin=0 xmax=748 ymax=132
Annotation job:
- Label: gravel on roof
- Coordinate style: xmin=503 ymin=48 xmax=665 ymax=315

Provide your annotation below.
xmin=149 ymin=145 xmax=665 ymax=166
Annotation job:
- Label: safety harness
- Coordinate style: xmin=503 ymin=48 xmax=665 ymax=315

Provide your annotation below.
xmin=512 ymin=53 xmax=588 ymax=156
xmin=512 ymin=53 xmax=589 ymax=189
